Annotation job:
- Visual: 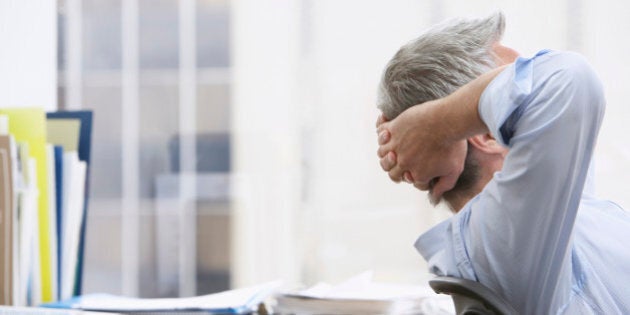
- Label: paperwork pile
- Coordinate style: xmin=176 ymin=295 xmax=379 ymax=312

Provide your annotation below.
xmin=43 ymin=281 xmax=281 ymax=314
xmin=273 ymin=272 xmax=454 ymax=315
xmin=0 ymin=306 xmax=114 ymax=315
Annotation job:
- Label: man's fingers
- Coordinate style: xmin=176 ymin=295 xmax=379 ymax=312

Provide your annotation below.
xmin=388 ymin=163 xmax=405 ymax=183
xmin=412 ymin=174 xmax=433 ymax=191
xmin=375 ymin=114 xmax=388 ymax=128
xmin=376 ymin=122 xmax=392 ymax=158
xmin=374 ymin=113 xmax=403 ymax=184
xmin=378 ymin=130 xmax=391 ymax=145
xmin=377 ymin=144 xmax=393 ymax=158
xmin=403 ymin=171 xmax=414 ymax=183
xmin=379 ymin=151 xmax=397 ymax=172
xmin=414 ymin=181 xmax=429 ymax=191
xmin=376 ymin=123 xmax=388 ymax=135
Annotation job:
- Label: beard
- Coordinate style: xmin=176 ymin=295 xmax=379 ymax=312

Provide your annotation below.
xmin=429 ymin=143 xmax=480 ymax=210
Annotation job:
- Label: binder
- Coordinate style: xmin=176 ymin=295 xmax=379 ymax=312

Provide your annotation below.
xmin=53 ymin=145 xmax=64 ymax=300
xmin=46 ymin=144 xmax=59 ymax=302
xmin=46 ymin=111 xmax=93 ymax=296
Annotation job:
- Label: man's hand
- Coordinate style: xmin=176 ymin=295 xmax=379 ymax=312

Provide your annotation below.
xmin=375 ymin=66 xmax=505 ymax=201
xmin=376 ymin=102 xmax=467 ymax=201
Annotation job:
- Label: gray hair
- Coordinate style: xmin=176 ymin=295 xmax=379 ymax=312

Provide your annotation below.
xmin=378 ymin=12 xmax=505 ymax=119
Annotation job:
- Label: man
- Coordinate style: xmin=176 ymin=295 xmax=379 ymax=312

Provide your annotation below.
xmin=376 ymin=13 xmax=630 ymax=314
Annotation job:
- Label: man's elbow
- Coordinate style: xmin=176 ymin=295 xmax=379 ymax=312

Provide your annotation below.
xmin=554 ymin=52 xmax=606 ymax=123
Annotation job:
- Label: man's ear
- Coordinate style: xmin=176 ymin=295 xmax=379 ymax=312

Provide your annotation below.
xmin=468 ymin=133 xmax=507 ymax=155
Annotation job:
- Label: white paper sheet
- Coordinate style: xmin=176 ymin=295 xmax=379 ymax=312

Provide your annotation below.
xmin=73 ymin=281 xmax=282 ymax=312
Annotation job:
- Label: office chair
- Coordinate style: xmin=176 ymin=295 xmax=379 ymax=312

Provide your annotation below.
xmin=429 ymin=276 xmax=518 ymax=315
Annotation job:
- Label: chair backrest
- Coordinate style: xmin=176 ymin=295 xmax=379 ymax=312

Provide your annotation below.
xmin=429 ymin=276 xmax=518 ymax=315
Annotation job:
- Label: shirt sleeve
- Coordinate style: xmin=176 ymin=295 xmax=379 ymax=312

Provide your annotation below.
xmin=465 ymin=51 xmax=606 ymax=313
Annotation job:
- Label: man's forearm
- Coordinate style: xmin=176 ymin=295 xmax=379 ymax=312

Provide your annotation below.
xmin=433 ymin=65 xmax=508 ymax=142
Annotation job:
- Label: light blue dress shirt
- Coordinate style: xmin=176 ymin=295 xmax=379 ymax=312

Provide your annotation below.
xmin=415 ymin=50 xmax=630 ymax=314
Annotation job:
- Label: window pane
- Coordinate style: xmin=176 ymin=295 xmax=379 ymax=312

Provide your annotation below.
xmin=197 ymin=82 xmax=230 ymax=134
xmin=139 ymin=83 xmax=180 ymax=198
xmin=196 ymin=202 xmax=230 ymax=294
xmin=83 ymin=0 xmax=122 ymax=70
xmin=139 ymin=0 xmax=179 ymax=69
xmin=197 ymin=0 xmax=230 ymax=67
xmin=57 ymin=3 xmax=66 ymax=70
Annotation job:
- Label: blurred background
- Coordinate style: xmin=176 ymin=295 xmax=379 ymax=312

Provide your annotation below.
xmin=3 ymin=0 xmax=630 ymax=299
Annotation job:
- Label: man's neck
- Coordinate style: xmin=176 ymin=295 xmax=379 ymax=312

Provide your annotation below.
xmin=447 ymin=192 xmax=476 ymax=213
xmin=448 ymin=161 xmax=503 ymax=213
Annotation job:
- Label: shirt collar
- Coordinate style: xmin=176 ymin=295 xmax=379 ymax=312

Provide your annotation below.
xmin=414 ymin=218 xmax=451 ymax=262
xmin=413 ymin=194 xmax=483 ymax=262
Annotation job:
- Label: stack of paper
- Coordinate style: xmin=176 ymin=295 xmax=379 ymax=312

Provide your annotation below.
xmin=44 ymin=281 xmax=282 ymax=314
xmin=0 ymin=306 xmax=115 ymax=315
xmin=273 ymin=272 xmax=454 ymax=315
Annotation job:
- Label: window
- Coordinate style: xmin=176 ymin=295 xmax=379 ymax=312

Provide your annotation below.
xmin=57 ymin=0 xmax=231 ymax=297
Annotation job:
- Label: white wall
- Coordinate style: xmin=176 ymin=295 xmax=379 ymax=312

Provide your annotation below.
xmin=0 ymin=0 xmax=57 ymax=111
xmin=230 ymin=0 xmax=301 ymax=287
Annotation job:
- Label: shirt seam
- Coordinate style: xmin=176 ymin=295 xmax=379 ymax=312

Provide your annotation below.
xmin=556 ymin=249 xmax=604 ymax=315
xmin=452 ymin=210 xmax=476 ymax=281
xmin=556 ymin=287 xmax=602 ymax=315
xmin=575 ymin=246 xmax=625 ymax=313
